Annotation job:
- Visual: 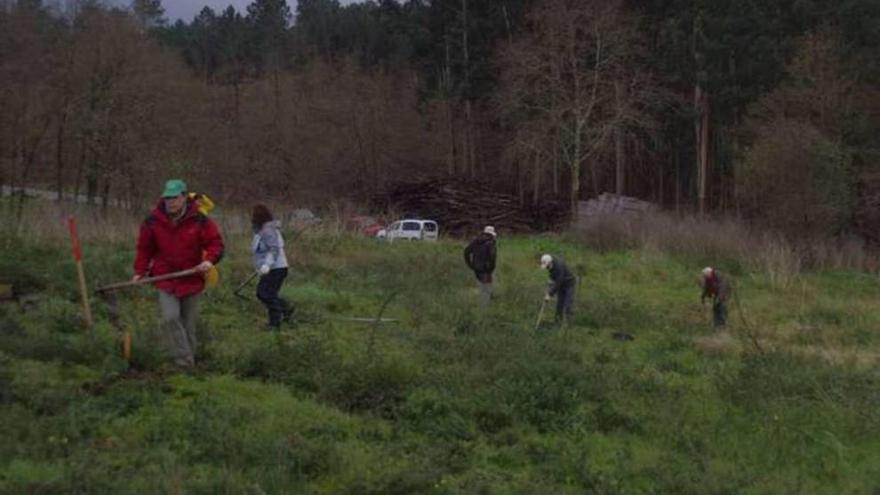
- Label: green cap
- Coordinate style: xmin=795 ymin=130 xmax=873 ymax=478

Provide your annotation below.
xmin=162 ymin=179 xmax=187 ymax=198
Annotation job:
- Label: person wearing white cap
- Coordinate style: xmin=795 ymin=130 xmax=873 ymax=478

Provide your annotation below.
xmin=700 ymin=267 xmax=730 ymax=328
xmin=541 ymin=254 xmax=576 ymax=323
xmin=463 ymin=226 xmax=497 ymax=307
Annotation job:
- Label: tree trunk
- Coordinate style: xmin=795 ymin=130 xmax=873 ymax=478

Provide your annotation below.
xmin=86 ymin=148 xmax=99 ymax=205
xmin=233 ymin=80 xmax=241 ymax=125
xmin=16 ymin=121 xmax=49 ymax=222
xmin=675 ymin=146 xmax=681 ymax=214
xmin=351 ymin=108 xmax=368 ymax=192
xmin=695 ymin=86 xmax=710 ymax=216
xmin=465 ymin=100 xmax=475 ymax=178
xmin=571 ymin=156 xmax=581 ymax=215
xmin=501 ymin=2 xmax=513 ymax=46
xmin=571 ymin=120 xmax=583 ymax=214
xmin=74 ymin=142 xmax=86 ymax=202
xmin=13 ymin=144 xmax=25 ymax=225
xmin=659 ymin=156 xmax=665 ymax=205
xmin=615 ymin=81 xmax=626 ymax=195
xmin=615 ymin=127 xmax=625 ymax=195
xmin=693 ymin=5 xmax=709 ymax=216
xmin=443 ymin=35 xmax=457 ymax=175
xmin=101 ymin=179 xmax=111 ymax=214
xmin=461 ymin=0 xmax=474 ymax=178
xmin=552 ymin=143 xmax=559 ymax=196
xmin=532 ymin=150 xmax=541 ymax=204
xmin=370 ymin=104 xmax=382 ymax=194
xmin=272 ymin=66 xmax=281 ymax=126
xmin=446 ymin=97 xmax=457 ymax=176
xmin=55 ymin=110 xmax=68 ymax=201
xmin=517 ymin=159 xmax=525 ymax=206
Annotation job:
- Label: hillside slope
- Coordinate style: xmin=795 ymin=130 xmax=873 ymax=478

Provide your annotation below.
xmin=1 ymin=231 xmax=878 ymax=494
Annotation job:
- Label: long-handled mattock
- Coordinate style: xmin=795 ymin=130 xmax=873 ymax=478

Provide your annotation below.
xmin=232 ymin=224 xmax=312 ymax=301
xmin=95 ymin=267 xmax=203 ymax=363
xmin=95 ymin=267 xmax=202 ymax=294
xmin=102 ymin=291 xmax=132 ymax=363
xmin=534 ymin=296 xmax=548 ymax=331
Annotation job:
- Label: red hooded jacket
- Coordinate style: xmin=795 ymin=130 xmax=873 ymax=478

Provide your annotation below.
xmin=134 ymin=199 xmax=224 ymax=297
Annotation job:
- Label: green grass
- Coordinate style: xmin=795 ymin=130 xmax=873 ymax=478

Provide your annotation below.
xmin=1 ymin=229 xmax=879 ymax=494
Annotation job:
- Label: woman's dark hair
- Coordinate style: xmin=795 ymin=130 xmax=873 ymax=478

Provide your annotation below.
xmin=251 ymin=204 xmax=273 ymax=228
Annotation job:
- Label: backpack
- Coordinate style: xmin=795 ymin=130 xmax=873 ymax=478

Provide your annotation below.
xmin=189 ymin=192 xmax=220 ymax=288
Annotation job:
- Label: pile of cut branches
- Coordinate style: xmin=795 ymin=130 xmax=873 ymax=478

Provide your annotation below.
xmin=372 ymin=178 xmax=569 ymax=234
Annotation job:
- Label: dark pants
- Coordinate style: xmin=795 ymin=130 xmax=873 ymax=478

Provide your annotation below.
xmin=555 ymin=282 xmax=576 ymax=323
xmin=257 ymin=268 xmax=291 ymax=328
xmin=713 ymin=300 xmax=727 ymax=327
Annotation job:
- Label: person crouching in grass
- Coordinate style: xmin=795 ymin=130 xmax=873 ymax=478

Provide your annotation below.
xmin=700 ymin=267 xmax=730 ymax=328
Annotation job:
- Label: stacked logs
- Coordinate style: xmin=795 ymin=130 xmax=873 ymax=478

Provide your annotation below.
xmin=372 ymin=178 xmax=570 ymax=235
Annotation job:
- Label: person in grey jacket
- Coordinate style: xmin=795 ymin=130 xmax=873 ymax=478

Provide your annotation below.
xmin=251 ymin=205 xmax=293 ymax=329
xmin=541 ymin=254 xmax=576 ymax=323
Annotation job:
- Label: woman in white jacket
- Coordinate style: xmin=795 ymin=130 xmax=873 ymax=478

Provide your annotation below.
xmin=251 ymin=205 xmax=293 ymax=329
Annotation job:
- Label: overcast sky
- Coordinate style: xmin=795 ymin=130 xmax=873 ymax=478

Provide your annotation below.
xmin=161 ymin=0 xmax=359 ymax=23
xmin=163 ymin=1 xmax=252 ymax=21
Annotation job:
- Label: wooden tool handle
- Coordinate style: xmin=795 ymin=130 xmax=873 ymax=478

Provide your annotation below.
xmin=95 ymin=267 xmax=201 ymax=293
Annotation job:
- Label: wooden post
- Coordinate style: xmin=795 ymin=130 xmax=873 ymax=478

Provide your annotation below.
xmin=67 ymin=216 xmax=93 ymax=329
xmin=123 ymin=332 xmax=131 ymax=362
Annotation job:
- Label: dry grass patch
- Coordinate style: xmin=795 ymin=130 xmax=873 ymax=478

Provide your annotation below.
xmin=694 ymin=330 xmax=741 ymax=357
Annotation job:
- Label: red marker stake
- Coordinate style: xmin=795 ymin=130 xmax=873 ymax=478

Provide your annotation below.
xmin=68 ymin=216 xmax=93 ymax=329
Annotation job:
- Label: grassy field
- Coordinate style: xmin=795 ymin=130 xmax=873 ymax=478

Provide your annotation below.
xmin=1 ymin=209 xmax=879 ymax=494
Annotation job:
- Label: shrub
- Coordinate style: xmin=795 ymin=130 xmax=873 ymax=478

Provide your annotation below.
xmin=399 ymin=389 xmax=475 ymax=441
xmin=574 ymin=210 xmax=873 ymax=286
xmin=494 ymin=351 xmax=591 ymax=433
xmin=326 ymin=355 xmax=418 ymax=418
xmin=738 ymin=119 xmax=855 ymax=239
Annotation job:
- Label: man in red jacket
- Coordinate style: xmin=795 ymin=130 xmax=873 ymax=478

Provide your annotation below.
xmin=133 ymin=179 xmax=224 ymax=368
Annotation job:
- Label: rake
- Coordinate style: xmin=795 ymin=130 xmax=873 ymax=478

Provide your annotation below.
xmin=232 ymin=271 xmax=260 ymax=300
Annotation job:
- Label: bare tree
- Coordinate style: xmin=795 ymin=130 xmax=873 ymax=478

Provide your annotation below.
xmin=497 ymin=0 xmax=659 ymax=213
xmin=0 ymin=2 xmax=58 ymax=218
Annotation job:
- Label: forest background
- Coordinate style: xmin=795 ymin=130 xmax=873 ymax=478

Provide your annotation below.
xmin=1 ymin=0 xmax=879 ymax=245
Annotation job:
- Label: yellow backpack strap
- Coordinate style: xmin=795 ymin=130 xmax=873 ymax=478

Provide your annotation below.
xmin=188 ymin=192 xmax=215 ymax=216
xmin=197 ymin=194 xmax=215 ymax=215
xmin=188 ymin=192 xmax=219 ymax=288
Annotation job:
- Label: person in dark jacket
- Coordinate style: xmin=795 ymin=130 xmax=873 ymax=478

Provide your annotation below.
xmin=133 ymin=179 xmax=224 ymax=367
xmin=463 ymin=226 xmax=497 ymax=307
xmin=252 ymin=204 xmax=293 ymax=329
xmin=700 ymin=267 xmax=730 ymax=328
xmin=541 ymin=254 xmax=576 ymax=323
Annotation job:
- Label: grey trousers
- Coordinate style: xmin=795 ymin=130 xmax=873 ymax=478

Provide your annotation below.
xmin=478 ymin=281 xmax=493 ymax=308
xmin=159 ymin=291 xmax=199 ymax=367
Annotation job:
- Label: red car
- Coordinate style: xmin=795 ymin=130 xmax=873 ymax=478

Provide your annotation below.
xmin=348 ymin=215 xmax=385 ymax=237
